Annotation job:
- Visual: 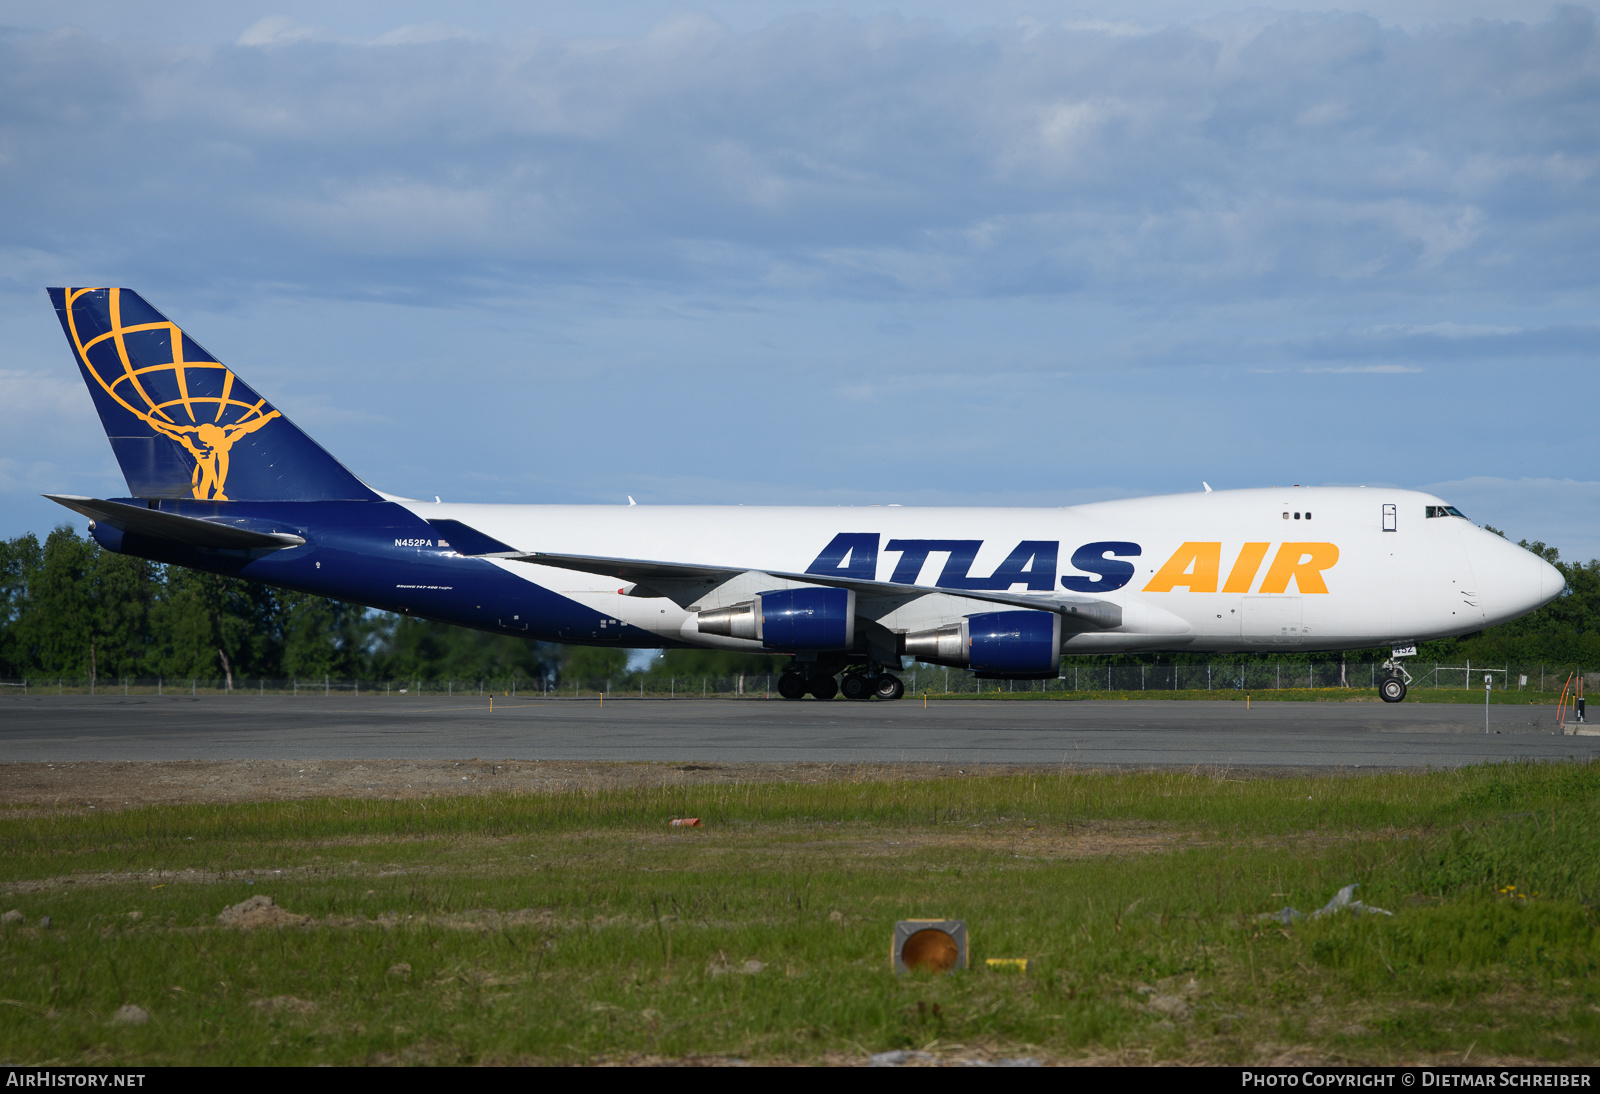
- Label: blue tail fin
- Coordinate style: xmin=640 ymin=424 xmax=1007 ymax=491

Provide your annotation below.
xmin=49 ymin=287 xmax=379 ymax=502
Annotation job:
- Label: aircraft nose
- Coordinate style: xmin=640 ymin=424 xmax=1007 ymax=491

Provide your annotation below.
xmin=1470 ymin=531 xmax=1563 ymax=626
xmin=1538 ymin=554 xmax=1565 ymax=604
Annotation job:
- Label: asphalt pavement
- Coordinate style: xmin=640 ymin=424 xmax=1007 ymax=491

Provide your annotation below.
xmin=2 ymin=694 xmax=1595 ymax=767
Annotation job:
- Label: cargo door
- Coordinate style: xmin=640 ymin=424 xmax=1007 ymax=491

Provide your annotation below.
xmin=1241 ymin=596 xmax=1303 ymax=646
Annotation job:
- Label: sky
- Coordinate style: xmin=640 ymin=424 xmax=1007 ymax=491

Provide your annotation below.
xmin=2 ymin=1 xmax=1598 ymax=562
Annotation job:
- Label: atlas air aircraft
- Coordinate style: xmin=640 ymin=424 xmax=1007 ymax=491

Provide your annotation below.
xmin=43 ymin=288 xmax=1564 ymax=703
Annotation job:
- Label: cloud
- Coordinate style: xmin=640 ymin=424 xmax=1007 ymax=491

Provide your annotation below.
xmin=1 ymin=7 xmax=1596 ymax=555
xmin=0 ymin=9 xmax=1596 ymax=309
xmin=236 ymin=16 xmax=326 ymax=47
xmin=1301 ymin=364 xmax=1423 ymax=373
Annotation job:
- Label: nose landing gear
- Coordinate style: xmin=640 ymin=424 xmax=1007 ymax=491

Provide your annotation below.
xmin=1379 ymin=675 xmax=1408 ymax=703
xmin=1378 ymin=654 xmax=1414 ymax=704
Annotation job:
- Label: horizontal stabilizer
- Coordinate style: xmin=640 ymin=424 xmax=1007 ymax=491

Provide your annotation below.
xmin=497 ymin=548 xmax=1122 ymax=628
xmin=44 ymin=495 xmax=306 ymax=551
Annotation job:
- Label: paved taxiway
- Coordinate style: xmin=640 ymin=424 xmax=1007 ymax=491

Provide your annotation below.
xmin=1 ymin=695 xmax=1596 ymax=767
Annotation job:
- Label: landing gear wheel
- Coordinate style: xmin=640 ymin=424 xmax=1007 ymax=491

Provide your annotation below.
xmin=778 ymin=674 xmax=808 ymax=701
xmin=840 ymin=673 xmax=873 ymax=701
xmin=1379 ymin=676 xmax=1407 ymax=704
xmin=809 ymin=674 xmax=838 ymax=700
xmin=874 ymin=674 xmax=905 ymax=701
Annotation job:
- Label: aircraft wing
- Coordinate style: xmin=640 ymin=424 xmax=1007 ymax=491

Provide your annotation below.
xmin=493 ymin=549 xmax=1123 ymax=629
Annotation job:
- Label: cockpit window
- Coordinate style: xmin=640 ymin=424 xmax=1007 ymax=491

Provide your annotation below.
xmin=1425 ymin=505 xmax=1468 ymax=519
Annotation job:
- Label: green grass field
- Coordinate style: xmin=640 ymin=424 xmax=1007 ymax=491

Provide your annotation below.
xmin=1 ymin=762 xmax=1597 ymax=1065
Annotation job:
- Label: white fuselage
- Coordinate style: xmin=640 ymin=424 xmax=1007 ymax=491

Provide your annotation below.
xmin=397 ymin=486 xmax=1562 ymax=655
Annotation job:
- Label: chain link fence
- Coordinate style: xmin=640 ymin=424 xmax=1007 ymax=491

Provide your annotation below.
xmin=3 ymin=663 xmax=1591 ymax=698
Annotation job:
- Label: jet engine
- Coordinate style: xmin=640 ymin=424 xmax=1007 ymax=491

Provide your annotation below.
xmin=696 ymin=587 xmax=856 ymax=651
xmin=902 ymin=610 xmax=1062 ymax=677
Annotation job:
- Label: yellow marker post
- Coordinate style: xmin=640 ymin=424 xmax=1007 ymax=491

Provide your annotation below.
xmin=489 ymin=697 xmax=493 ymax=713
xmin=1247 ymin=694 xmax=1250 ymax=710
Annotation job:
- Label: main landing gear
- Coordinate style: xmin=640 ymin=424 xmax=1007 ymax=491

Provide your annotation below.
xmin=779 ymin=660 xmax=905 ymax=701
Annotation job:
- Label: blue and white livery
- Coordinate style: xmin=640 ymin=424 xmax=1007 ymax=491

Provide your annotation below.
xmin=44 ymin=288 xmax=1563 ymax=703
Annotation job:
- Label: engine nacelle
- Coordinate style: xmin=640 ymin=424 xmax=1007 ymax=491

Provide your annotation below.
xmin=696 ymin=587 xmax=856 ymax=651
xmin=903 ymin=610 xmax=1061 ymax=678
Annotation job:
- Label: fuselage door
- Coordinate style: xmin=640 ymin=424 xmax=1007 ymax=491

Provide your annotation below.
xmin=1241 ymin=596 xmax=1303 ymax=645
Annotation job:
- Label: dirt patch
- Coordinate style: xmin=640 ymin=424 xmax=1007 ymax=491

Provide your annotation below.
xmin=0 ymin=759 xmax=1376 ymax=814
xmin=0 ymin=819 xmax=1207 ymax=900
xmin=217 ymin=895 xmax=309 ymax=928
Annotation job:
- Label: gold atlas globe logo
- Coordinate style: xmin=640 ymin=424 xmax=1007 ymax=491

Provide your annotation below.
xmin=64 ymin=287 xmax=279 ymax=501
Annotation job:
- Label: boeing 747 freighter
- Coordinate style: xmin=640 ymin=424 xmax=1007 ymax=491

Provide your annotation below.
xmin=42 ymin=288 xmax=1563 ymax=702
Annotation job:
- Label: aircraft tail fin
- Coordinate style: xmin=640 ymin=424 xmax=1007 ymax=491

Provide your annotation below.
xmin=48 ymin=287 xmax=379 ymax=502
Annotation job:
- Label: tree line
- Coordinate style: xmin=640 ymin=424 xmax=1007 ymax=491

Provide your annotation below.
xmin=1 ymin=526 xmax=1595 ymax=686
